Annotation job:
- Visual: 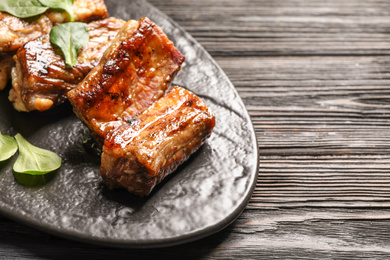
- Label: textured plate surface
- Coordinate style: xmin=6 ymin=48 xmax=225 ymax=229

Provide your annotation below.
xmin=0 ymin=0 xmax=258 ymax=248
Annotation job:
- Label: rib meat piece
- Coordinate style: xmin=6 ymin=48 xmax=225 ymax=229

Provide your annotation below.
xmin=101 ymin=86 xmax=215 ymax=196
xmin=0 ymin=54 xmax=14 ymax=90
xmin=0 ymin=0 xmax=108 ymax=93
xmin=9 ymin=17 xmax=125 ymax=112
xmin=67 ymin=17 xmax=185 ymax=141
xmin=0 ymin=0 xmax=108 ymax=53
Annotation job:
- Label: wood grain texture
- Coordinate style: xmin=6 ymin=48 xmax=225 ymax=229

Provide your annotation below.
xmin=1 ymin=0 xmax=390 ymax=258
xmin=149 ymin=0 xmax=390 ymax=209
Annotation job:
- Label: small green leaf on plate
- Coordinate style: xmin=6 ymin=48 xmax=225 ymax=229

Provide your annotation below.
xmin=50 ymin=22 xmax=89 ymax=66
xmin=0 ymin=0 xmax=48 ymax=18
xmin=13 ymin=133 xmax=61 ymax=175
xmin=38 ymin=0 xmax=75 ymax=21
xmin=0 ymin=132 xmax=18 ymax=162
xmin=14 ymin=171 xmax=56 ymax=187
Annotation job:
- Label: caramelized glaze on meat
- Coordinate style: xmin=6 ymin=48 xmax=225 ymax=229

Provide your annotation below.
xmin=0 ymin=0 xmax=108 ymax=53
xmin=67 ymin=17 xmax=185 ymax=141
xmin=9 ymin=17 xmax=125 ymax=112
xmin=0 ymin=54 xmax=14 ymax=90
xmin=101 ymin=86 xmax=215 ymax=196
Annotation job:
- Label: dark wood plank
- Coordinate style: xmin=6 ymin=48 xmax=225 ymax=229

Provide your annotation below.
xmin=150 ymin=0 xmax=390 ymax=56
xmin=149 ymin=0 xmax=390 ymax=209
xmin=3 ymin=209 xmax=390 ymax=259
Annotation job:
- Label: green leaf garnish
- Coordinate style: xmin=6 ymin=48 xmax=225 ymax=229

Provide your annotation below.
xmin=38 ymin=0 xmax=75 ymax=21
xmin=0 ymin=132 xmax=18 ymax=162
xmin=0 ymin=0 xmax=49 ymax=18
xmin=14 ymin=171 xmax=56 ymax=187
xmin=50 ymin=22 xmax=89 ymax=66
xmin=13 ymin=133 xmax=61 ymax=175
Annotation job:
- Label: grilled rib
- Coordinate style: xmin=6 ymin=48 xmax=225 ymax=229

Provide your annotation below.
xmin=0 ymin=0 xmax=108 ymax=93
xmin=0 ymin=0 xmax=108 ymax=53
xmin=0 ymin=54 xmax=14 ymax=90
xmin=67 ymin=17 xmax=185 ymax=141
xmin=101 ymin=86 xmax=215 ymax=196
xmin=9 ymin=17 xmax=125 ymax=112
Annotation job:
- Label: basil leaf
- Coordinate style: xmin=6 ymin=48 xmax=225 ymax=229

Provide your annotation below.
xmin=13 ymin=134 xmax=61 ymax=175
xmin=50 ymin=22 xmax=89 ymax=66
xmin=0 ymin=0 xmax=48 ymax=18
xmin=38 ymin=0 xmax=75 ymax=21
xmin=0 ymin=132 xmax=17 ymax=162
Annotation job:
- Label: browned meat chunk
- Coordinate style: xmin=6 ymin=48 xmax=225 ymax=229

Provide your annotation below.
xmin=67 ymin=17 xmax=185 ymax=141
xmin=9 ymin=17 xmax=125 ymax=112
xmin=0 ymin=54 xmax=14 ymax=90
xmin=101 ymin=86 xmax=215 ymax=196
xmin=0 ymin=0 xmax=108 ymax=53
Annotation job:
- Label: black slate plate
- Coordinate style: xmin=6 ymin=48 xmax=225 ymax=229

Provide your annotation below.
xmin=0 ymin=0 xmax=258 ymax=248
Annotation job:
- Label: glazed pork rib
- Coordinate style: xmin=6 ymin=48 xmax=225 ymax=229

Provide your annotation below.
xmin=0 ymin=0 xmax=108 ymax=53
xmin=0 ymin=54 xmax=14 ymax=90
xmin=67 ymin=17 xmax=185 ymax=141
xmin=9 ymin=17 xmax=125 ymax=112
xmin=0 ymin=0 xmax=108 ymax=92
xmin=101 ymin=86 xmax=215 ymax=196
xmin=68 ymin=18 xmax=214 ymax=196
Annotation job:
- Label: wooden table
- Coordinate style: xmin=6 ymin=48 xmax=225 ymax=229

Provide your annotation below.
xmin=2 ymin=0 xmax=390 ymax=258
